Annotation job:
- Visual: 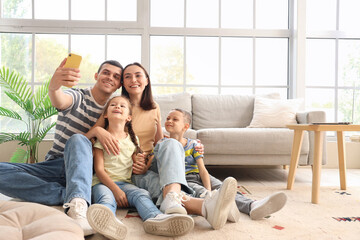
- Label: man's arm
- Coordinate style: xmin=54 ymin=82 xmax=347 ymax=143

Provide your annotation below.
xmin=48 ymin=58 xmax=81 ymax=110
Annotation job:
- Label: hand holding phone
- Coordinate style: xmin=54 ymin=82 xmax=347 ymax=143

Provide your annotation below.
xmin=63 ymin=53 xmax=82 ymax=87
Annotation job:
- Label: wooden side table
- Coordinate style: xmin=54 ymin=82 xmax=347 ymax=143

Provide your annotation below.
xmin=286 ymin=124 xmax=360 ymax=204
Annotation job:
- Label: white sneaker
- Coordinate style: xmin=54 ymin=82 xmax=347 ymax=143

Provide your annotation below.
xmin=227 ymin=201 xmax=240 ymax=223
xmin=249 ymin=192 xmax=287 ymax=220
xmin=87 ymin=204 xmax=127 ymax=240
xmin=160 ymin=192 xmax=188 ymax=215
xmin=63 ymin=198 xmax=95 ymax=236
xmin=143 ymin=214 xmax=194 ymax=237
xmin=202 ymin=177 xmax=237 ymax=230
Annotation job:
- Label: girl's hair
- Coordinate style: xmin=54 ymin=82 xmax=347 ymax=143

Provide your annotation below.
xmin=121 ymin=62 xmax=156 ymax=111
xmin=103 ymin=95 xmax=142 ymax=154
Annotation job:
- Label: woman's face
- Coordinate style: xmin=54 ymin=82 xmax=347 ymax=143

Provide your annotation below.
xmin=122 ymin=65 xmax=149 ymax=97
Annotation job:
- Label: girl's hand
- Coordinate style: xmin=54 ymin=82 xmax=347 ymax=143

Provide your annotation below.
xmin=113 ymin=188 xmax=129 ymax=208
xmin=195 ymin=139 xmax=204 ymax=155
xmin=95 ymin=127 xmax=121 ymax=155
xmin=132 ymin=153 xmax=147 ymax=175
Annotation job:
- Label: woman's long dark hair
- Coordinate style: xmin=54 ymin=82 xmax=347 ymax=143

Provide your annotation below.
xmin=121 ymin=62 xmax=156 ymax=111
xmin=103 ymin=95 xmax=142 ymax=154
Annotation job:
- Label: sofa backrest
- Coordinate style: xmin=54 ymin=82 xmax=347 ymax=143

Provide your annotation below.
xmin=192 ymin=94 xmax=255 ymax=129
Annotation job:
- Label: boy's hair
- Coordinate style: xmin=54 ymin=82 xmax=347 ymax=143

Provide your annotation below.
xmin=103 ymin=95 xmax=142 ymax=154
xmin=98 ymin=60 xmax=123 ymax=73
xmin=121 ymin=62 xmax=156 ymax=111
xmin=173 ymin=108 xmax=192 ymax=125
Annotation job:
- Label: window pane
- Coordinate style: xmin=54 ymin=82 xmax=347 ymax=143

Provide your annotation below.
xmin=256 ymin=0 xmax=288 ymax=29
xmin=339 ymin=0 xmax=360 ymax=32
xmin=34 ymin=0 xmax=68 ymax=20
xmin=255 ymin=38 xmax=288 ymax=86
xmin=71 ymin=35 xmax=105 ymax=83
xmin=187 ymin=0 xmax=218 ymax=28
xmin=306 ymin=39 xmax=335 ymax=87
xmin=35 ymin=34 xmax=68 ymax=83
xmin=1 ymin=0 xmax=31 ymax=18
xmin=108 ymin=0 xmax=137 ymax=21
xmin=186 ymin=37 xmax=218 ymax=85
xmin=150 ymin=36 xmax=184 ymax=85
xmin=107 ymin=35 xmax=141 ymax=67
xmin=152 ymin=86 xmax=183 ymax=95
xmin=0 ymin=33 xmax=32 ymax=80
xmin=151 ymin=0 xmax=184 ymax=27
xmin=221 ymin=0 xmax=253 ymax=29
xmin=338 ymin=40 xmax=360 ymax=87
xmin=221 ymin=88 xmax=252 ymax=95
xmin=305 ymin=88 xmax=335 ymax=122
xmin=255 ymin=88 xmax=287 ymax=99
xmin=338 ymin=89 xmax=359 ymax=124
xmin=221 ymin=37 xmax=253 ymax=86
xmin=186 ymin=87 xmax=218 ymax=94
xmin=306 ymin=0 xmax=336 ymax=31
xmin=71 ymin=0 xmax=104 ymax=20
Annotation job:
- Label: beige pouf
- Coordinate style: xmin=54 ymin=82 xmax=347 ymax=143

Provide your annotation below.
xmin=0 ymin=201 xmax=84 ymax=240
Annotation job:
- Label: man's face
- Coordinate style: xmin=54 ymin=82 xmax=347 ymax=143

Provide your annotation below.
xmin=95 ymin=64 xmax=122 ymax=94
xmin=165 ymin=110 xmax=189 ymax=134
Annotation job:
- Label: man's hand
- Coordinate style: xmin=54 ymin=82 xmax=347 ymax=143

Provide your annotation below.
xmin=94 ymin=127 xmax=121 ymax=155
xmin=49 ymin=58 xmax=81 ymax=91
xmin=195 ymin=139 xmax=204 ymax=155
xmin=132 ymin=153 xmax=147 ymax=175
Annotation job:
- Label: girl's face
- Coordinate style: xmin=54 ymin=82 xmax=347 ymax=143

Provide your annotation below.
xmin=104 ymin=97 xmax=131 ymax=122
xmin=122 ymin=65 xmax=149 ymax=96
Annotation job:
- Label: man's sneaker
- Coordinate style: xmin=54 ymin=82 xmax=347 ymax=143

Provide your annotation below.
xmin=143 ymin=214 xmax=194 ymax=237
xmin=202 ymin=177 xmax=237 ymax=230
xmin=63 ymin=198 xmax=95 ymax=236
xmin=227 ymin=201 xmax=240 ymax=223
xmin=87 ymin=204 xmax=127 ymax=240
xmin=160 ymin=192 xmax=188 ymax=215
xmin=249 ymin=192 xmax=287 ymax=220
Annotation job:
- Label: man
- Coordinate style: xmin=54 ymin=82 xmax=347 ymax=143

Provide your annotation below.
xmin=0 ymin=58 xmax=123 ymax=236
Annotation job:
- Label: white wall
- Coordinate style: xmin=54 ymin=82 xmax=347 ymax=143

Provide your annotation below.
xmin=0 ymin=140 xmax=359 ymax=168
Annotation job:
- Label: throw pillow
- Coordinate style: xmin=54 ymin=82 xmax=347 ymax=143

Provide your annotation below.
xmin=248 ymin=97 xmax=303 ymax=128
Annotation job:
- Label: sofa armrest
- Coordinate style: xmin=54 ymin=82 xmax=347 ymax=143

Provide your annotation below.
xmin=296 ymin=111 xmax=327 ymax=165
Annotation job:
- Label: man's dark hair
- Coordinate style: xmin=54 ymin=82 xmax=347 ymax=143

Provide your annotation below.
xmin=97 ymin=60 xmax=123 ymax=73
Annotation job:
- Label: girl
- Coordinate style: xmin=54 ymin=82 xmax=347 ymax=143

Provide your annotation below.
xmin=86 ymin=95 xmax=194 ymax=240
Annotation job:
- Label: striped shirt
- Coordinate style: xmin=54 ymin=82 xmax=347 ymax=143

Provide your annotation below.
xmin=183 ymin=138 xmax=204 ymax=174
xmin=45 ymin=87 xmax=105 ymax=160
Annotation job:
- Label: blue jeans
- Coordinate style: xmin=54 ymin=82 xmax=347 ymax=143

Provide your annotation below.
xmin=0 ymin=134 xmax=93 ymax=205
xmin=132 ymin=138 xmax=193 ymax=205
xmin=92 ymin=182 xmax=161 ymax=221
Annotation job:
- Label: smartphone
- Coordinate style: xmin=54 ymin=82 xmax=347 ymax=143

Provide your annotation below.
xmin=64 ymin=53 xmax=82 ymax=69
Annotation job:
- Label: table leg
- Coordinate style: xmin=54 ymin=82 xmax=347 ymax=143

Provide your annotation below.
xmin=311 ymin=131 xmax=324 ymax=204
xmin=337 ymin=131 xmax=347 ymax=190
xmin=287 ymin=129 xmax=304 ymax=190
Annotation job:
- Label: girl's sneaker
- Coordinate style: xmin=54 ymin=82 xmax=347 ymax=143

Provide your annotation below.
xmin=143 ymin=213 xmax=194 ymax=236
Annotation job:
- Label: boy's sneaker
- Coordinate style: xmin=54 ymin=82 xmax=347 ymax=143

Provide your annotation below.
xmin=249 ymin=192 xmax=287 ymax=220
xmin=227 ymin=201 xmax=241 ymax=222
xmin=143 ymin=214 xmax=194 ymax=237
xmin=202 ymin=177 xmax=237 ymax=230
xmin=87 ymin=204 xmax=127 ymax=240
xmin=63 ymin=198 xmax=95 ymax=236
xmin=160 ymin=192 xmax=188 ymax=215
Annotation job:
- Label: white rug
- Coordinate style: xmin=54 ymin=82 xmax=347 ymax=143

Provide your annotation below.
xmin=86 ymin=185 xmax=360 ymax=240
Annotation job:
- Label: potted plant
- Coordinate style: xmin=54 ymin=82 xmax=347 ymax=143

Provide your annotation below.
xmin=0 ymin=66 xmax=57 ymax=163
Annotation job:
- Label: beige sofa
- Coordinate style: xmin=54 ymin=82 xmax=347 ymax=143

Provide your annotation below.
xmin=154 ymin=93 xmax=327 ymax=167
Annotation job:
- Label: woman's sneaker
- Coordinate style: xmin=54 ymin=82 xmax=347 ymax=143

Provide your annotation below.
xmin=160 ymin=192 xmax=188 ymax=214
xmin=143 ymin=214 xmax=194 ymax=237
xmin=202 ymin=177 xmax=237 ymax=229
xmin=87 ymin=204 xmax=127 ymax=240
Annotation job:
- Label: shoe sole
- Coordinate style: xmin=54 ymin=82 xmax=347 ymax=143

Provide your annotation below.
xmin=250 ymin=192 xmax=287 ymax=220
xmin=87 ymin=204 xmax=127 ymax=240
xmin=143 ymin=214 xmax=194 ymax=237
xmin=209 ymin=177 xmax=237 ymax=230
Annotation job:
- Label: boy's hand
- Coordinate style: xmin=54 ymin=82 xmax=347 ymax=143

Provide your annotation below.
xmin=133 ymin=153 xmax=147 ymax=174
xmin=49 ymin=58 xmax=81 ymax=91
xmin=95 ymin=127 xmax=121 ymax=155
xmin=195 ymin=139 xmax=204 ymax=155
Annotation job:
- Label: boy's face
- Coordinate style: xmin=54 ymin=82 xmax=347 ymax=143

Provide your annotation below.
xmin=165 ymin=110 xmax=189 ymax=135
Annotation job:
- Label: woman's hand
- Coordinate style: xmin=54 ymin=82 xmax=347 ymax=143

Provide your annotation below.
xmin=113 ymin=187 xmax=129 ymax=208
xmin=195 ymin=139 xmax=204 ymax=155
xmin=95 ymin=127 xmax=121 ymax=155
xmin=132 ymin=153 xmax=147 ymax=175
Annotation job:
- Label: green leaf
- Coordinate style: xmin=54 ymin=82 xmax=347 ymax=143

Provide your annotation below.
xmin=38 ymin=122 xmax=56 ymax=141
xmin=33 ymin=106 xmax=57 ymax=120
xmin=0 ymin=132 xmax=30 ymax=145
xmin=0 ymin=67 xmax=32 ymax=104
xmin=0 ymin=107 xmax=23 ymax=120
xmin=34 ymin=78 xmax=51 ymax=108
xmin=10 ymin=148 xmax=28 ymax=163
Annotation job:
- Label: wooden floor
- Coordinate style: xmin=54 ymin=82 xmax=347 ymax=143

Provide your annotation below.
xmin=1 ymin=166 xmax=360 ymax=201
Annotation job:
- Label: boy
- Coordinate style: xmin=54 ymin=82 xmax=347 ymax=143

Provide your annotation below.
xmin=160 ymin=108 xmax=287 ymax=221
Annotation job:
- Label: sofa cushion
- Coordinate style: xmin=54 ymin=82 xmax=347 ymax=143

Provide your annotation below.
xmin=154 ymin=92 xmax=192 ymax=127
xmin=0 ymin=201 xmax=83 ymax=240
xmin=197 ymin=128 xmax=309 ymax=155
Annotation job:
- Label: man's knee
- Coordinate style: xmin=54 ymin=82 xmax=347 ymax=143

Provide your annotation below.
xmin=66 ymin=134 xmax=90 ymax=147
